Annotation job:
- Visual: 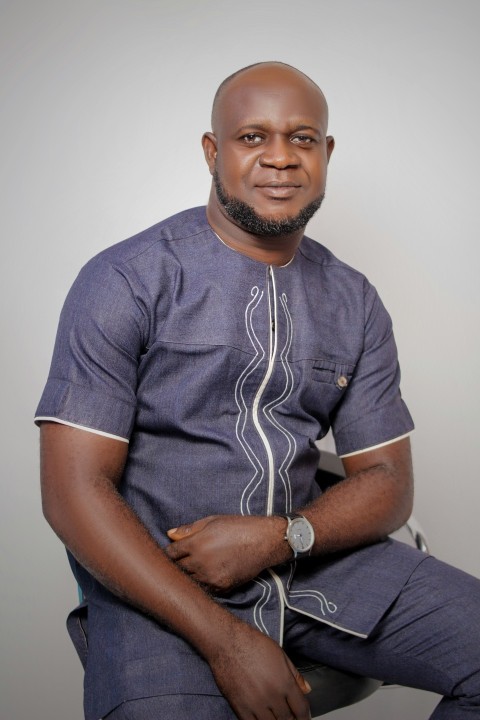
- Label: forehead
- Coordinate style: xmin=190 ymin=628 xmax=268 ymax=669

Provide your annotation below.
xmin=213 ymin=68 xmax=328 ymax=136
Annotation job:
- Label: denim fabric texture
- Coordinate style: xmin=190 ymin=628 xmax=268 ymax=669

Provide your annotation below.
xmin=103 ymin=695 xmax=235 ymax=720
xmin=96 ymin=558 xmax=480 ymax=720
xmin=36 ymin=207 xmax=423 ymax=720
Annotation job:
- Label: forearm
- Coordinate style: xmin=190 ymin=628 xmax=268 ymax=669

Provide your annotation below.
xmin=302 ymin=461 xmax=413 ymax=556
xmin=40 ymin=425 xmax=239 ymax=660
xmin=278 ymin=437 xmax=414 ymax=561
xmin=164 ymin=442 xmax=414 ymax=590
xmin=40 ymin=423 xmax=312 ymax=719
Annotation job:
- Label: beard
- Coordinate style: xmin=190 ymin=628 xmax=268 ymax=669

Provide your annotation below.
xmin=213 ymin=170 xmax=324 ymax=237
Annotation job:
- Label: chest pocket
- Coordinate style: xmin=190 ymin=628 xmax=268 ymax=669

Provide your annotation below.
xmin=311 ymin=359 xmax=355 ymax=392
xmin=294 ymin=358 xmax=356 ymax=437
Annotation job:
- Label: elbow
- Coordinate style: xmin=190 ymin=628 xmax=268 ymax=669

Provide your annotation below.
xmin=390 ymin=474 xmax=414 ymax=533
xmin=41 ymin=480 xmax=62 ymax=534
xmin=40 ymin=468 xmax=71 ymax=541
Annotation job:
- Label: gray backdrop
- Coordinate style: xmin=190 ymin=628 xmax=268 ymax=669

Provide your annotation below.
xmin=1 ymin=1 xmax=479 ymax=718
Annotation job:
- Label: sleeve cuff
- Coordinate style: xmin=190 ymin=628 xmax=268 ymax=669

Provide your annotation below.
xmin=338 ymin=431 xmax=412 ymax=458
xmin=34 ymin=378 xmax=136 ymax=441
xmin=34 ymin=416 xmax=129 ymax=443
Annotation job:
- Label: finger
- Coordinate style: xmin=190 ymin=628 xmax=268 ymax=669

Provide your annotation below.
xmin=167 ymin=524 xmax=194 ymax=540
xmin=286 ymin=691 xmax=311 ymax=720
xmin=285 ymin=658 xmax=311 ymax=695
xmin=164 ymin=541 xmax=190 ymax=560
xmin=285 ymin=680 xmax=312 ymax=720
xmin=167 ymin=515 xmax=215 ymax=540
xmin=296 ymin=672 xmax=311 ymax=695
xmin=175 ymin=561 xmax=216 ymax=592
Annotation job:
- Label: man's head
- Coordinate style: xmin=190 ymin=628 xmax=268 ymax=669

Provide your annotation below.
xmin=203 ymin=62 xmax=334 ymax=240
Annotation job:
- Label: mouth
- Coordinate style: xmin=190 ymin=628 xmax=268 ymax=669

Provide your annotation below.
xmin=256 ymin=182 xmax=301 ymax=199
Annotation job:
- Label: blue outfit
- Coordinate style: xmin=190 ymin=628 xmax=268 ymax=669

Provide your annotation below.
xmin=35 ymin=207 xmax=479 ymax=720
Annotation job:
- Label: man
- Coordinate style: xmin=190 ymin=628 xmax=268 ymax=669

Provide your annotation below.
xmin=36 ymin=62 xmax=480 ymax=720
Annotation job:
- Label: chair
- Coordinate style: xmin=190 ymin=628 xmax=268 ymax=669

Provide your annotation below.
xmin=293 ymin=451 xmax=429 ymax=717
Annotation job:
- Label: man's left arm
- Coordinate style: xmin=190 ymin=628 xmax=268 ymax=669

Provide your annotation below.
xmin=166 ymin=436 xmax=413 ymax=592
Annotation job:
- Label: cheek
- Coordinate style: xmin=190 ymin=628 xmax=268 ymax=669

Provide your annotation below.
xmin=308 ymin=161 xmax=327 ymax=192
xmin=217 ymin=153 xmax=254 ymax=190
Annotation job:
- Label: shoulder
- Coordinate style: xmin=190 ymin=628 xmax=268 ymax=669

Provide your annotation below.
xmin=299 ymin=234 xmax=365 ymax=280
xmin=75 ymin=206 xmax=209 ymax=294
xmin=298 ymin=234 xmax=379 ymax=312
xmin=62 ymin=208 xmax=209 ymax=335
xmin=93 ymin=206 xmax=209 ymax=268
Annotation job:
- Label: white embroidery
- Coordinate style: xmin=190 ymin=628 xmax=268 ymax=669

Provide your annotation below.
xmin=262 ymin=293 xmax=296 ymax=514
xmin=235 ymin=287 xmax=266 ymax=515
xmin=288 ymin=588 xmax=338 ymax=616
xmin=253 ymin=577 xmax=272 ymax=635
xmin=235 ymin=285 xmax=338 ymax=631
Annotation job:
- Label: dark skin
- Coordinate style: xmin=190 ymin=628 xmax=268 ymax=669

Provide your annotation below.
xmin=40 ymin=63 xmax=414 ymax=720
xmin=204 ymin=65 xmax=334 ymax=266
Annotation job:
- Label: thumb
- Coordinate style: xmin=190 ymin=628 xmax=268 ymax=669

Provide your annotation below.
xmin=167 ymin=517 xmax=211 ymax=540
xmin=295 ymin=670 xmax=312 ymax=695
xmin=286 ymin=658 xmax=312 ymax=695
xmin=167 ymin=524 xmax=193 ymax=540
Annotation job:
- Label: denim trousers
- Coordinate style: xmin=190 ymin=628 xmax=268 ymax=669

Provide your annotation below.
xmin=103 ymin=556 xmax=480 ymax=720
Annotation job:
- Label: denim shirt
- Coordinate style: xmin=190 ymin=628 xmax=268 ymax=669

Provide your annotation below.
xmin=35 ymin=207 xmax=423 ymax=719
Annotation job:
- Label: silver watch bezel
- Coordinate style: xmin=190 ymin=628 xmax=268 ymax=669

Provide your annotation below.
xmin=284 ymin=514 xmax=314 ymax=558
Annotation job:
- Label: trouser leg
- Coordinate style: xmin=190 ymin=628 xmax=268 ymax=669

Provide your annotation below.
xmin=103 ymin=693 xmax=236 ymax=719
xmin=284 ymin=556 xmax=480 ymax=719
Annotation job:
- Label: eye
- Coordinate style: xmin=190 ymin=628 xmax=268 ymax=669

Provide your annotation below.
xmin=291 ymin=135 xmax=316 ymax=145
xmin=240 ymin=133 xmax=264 ymax=145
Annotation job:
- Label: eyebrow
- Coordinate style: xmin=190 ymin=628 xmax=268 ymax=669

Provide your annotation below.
xmin=236 ymin=122 xmax=322 ymax=135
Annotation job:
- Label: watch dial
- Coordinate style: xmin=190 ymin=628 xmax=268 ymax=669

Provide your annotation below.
xmin=290 ymin=518 xmax=313 ymax=552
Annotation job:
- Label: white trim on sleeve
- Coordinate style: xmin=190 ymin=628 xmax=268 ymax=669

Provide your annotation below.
xmin=338 ymin=431 xmax=412 ymax=459
xmin=34 ymin=416 xmax=129 ymax=443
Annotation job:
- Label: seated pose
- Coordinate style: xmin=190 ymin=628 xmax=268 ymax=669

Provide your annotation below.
xmin=36 ymin=61 xmax=480 ymax=720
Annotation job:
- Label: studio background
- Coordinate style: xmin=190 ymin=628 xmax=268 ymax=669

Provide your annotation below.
xmin=1 ymin=1 xmax=479 ymax=718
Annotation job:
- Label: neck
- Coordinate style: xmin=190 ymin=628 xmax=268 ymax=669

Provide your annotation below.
xmin=206 ymin=193 xmax=304 ymax=267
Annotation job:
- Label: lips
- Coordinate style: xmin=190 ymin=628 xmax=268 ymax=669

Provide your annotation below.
xmin=257 ymin=181 xmax=301 ymax=188
xmin=256 ymin=182 xmax=301 ymax=199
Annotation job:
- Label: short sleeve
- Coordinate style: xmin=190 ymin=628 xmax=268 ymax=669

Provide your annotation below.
xmin=35 ymin=257 xmax=146 ymax=440
xmin=331 ymin=281 xmax=414 ymax=457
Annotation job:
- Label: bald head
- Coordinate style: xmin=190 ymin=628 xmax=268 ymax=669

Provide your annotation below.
xmin=211 ymin=61 xmax=328 ymax=133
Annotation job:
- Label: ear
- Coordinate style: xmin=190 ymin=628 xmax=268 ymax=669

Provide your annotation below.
xmin=202 ymin=132 xmax=218 ymax=176
xmin=326 ymin=135 xmax=335 ymax=163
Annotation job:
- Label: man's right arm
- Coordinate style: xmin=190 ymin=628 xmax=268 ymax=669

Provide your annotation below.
xmin=40 ymin=421 xmax=310 ymax=720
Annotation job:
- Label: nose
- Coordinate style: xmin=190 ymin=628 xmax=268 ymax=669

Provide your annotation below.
xmin=259 ymin=135 xmax=300 ymax=169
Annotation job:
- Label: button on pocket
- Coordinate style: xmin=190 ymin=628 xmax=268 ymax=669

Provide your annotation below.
xmin=311 ymin=360 xmax=354 ymax=392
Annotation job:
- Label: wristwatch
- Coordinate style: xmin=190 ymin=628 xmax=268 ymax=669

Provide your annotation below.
xmin=284 ymin=514 xmax=315 ymax=558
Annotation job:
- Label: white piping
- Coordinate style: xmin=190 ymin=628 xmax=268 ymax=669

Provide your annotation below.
xmin=34 ymin=416 xmax=129 ymax=443
xmin=339 ymin=432 xmax=412 ymax=458
xmin=268 ymin=569 xmax=368 ymax=639
xmin=268 ymin=570 xmax=286 ymax=646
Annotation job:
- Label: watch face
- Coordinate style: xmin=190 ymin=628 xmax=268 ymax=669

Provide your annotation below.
xmin=288 ymin=517 xmax=314 ymax=553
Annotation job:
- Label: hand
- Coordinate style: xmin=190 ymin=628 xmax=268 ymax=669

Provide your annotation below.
xmin=166 ymin=514 xmax=289 ymax=593
xmin=208 ymin=618 xmax=311 ymax=720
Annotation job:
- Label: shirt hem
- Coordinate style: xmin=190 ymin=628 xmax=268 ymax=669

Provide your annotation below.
xmin=269 ymin=571 xmax=368 ymax=639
